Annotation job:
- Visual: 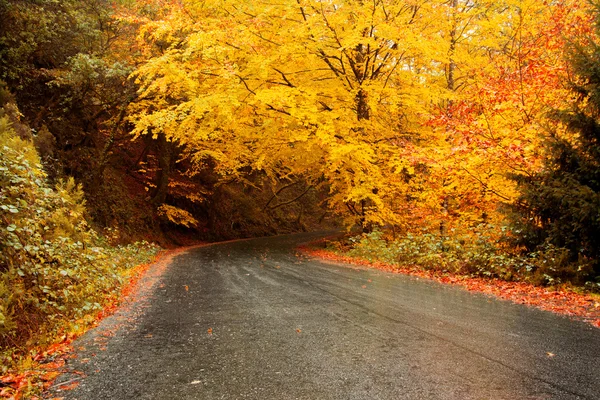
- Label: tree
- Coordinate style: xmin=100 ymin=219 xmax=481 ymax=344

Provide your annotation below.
xmin=120 ymin=0 xmax=595 ymax=242
xmin=424 ymin=0 xmax=588 ymax=244
xmin=510 ymin=1 xmax=600 ymax=281
xmin=128 ymin=0 xmax=452 ymax=231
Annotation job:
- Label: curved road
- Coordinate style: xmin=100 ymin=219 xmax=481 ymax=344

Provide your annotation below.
xmin=50 ymin=233 xmax=600 ymax=399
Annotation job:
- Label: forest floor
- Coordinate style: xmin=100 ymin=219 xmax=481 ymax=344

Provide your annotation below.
xmin=298 ymin=240 xmax=600 ymax=330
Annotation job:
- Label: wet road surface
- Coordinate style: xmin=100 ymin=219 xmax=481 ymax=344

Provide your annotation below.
xmin=50 ymin=232 xmax=600 ymax=399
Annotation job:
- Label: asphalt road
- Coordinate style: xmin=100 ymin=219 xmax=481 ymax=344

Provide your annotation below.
xmin=49 ymin=232 xmax=600 ymax=399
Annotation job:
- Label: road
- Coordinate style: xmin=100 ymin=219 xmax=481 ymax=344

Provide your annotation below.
xmin=49 ymin=232 xmax=600 ymax=399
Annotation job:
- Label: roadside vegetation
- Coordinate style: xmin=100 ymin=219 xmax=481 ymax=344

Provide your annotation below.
xmin=2 ymin=0 xmax=600 ymax=396
xmin=0 ymin=97 xmax=160 ymax=397
xmin=333 ymin=225 xmax=599 ymax=291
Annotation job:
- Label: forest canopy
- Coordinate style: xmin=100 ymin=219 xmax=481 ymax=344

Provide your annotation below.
xmin=1 ymin=0 xmax=599 ymax=284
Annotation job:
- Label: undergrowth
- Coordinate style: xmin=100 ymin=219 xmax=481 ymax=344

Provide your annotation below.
xmin=332 ymin=227 xmax=600 ymax=292
xmin=0 ymin=110 xmax=161 ymax=395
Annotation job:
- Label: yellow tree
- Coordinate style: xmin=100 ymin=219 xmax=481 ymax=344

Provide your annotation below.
xmin=127 ymin=0 xmax=587 ymax=235
xmin=128 ymin=0 xmax=448 ymax=231
xmin=424 ymin=0 xmax=590 ymax=241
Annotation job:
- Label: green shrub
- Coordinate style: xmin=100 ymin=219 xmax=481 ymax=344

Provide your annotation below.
xmin=0 ymin=113 xmax=160 ymax=371
xmin=344 ymin=226 xmax=599 ymax=290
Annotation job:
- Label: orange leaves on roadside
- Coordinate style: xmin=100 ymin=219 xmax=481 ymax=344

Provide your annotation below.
xmin=32 ymin=339 xmax=72 ymax=363
xmin=40 ymin=371 xmax=60 ymax=383
xmin=57 ymin=381 xmax=80 ymax=391
xmin=299 ymin=245 xmax=600 ymax=329
xmin=1 ymin=373 xmax=31 ymax=395
xmin=0 ymin=357 xmax=71 ymax=399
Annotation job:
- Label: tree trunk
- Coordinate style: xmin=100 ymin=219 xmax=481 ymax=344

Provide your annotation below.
xmin=151 ymin=132 xmax=173 ymax=205
xmin=92 ymin=105 xmax=128 ymax=189
xmin=440 ymin=0 xmax=458 ymax=246
xmin=355 ymin=88 xmax=373 ymax=233
xmin=356 ymin=89 xmax=370 ymax=121
xmin=360 ymin=199 xmax=373 ymax=234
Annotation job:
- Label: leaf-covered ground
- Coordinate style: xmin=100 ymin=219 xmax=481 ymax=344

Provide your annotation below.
xmin=298 ymin=244 xmax=600 ymax=330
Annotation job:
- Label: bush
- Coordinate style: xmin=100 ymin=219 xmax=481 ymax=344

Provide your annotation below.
xmin=0 ymin=112 xmax=160 ymax=371
xmin=344 ymin=227 xmax=600 ymax=290
xmin=347 ymin=227 xmax=516 ymax=278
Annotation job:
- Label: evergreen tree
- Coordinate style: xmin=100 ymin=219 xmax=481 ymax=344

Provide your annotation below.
xmin=510 ymin=3 xmax=600 ymax=282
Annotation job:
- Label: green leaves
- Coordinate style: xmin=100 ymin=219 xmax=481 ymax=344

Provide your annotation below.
xmin=0 ymin=107 xmax=160 ymax=366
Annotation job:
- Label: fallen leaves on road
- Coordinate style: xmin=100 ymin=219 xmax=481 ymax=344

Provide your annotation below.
xmin=299 ymin=245 xmax=600 ymax=329
xmin=40 ymin=371 xmax=60 ymax=383
xmin=57 ymin=381 xmax=80 ymax=391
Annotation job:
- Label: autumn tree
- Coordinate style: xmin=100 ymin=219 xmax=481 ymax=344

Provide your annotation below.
xmin=126 ymin=0 xmax=594 ymax=240
xmin=510 ymin=1 xmax=600 ymax=282
xmin=423 ymin=0 xmax=589 ymax=247
xmin=128 ymin=0 xmax=452 ymax=232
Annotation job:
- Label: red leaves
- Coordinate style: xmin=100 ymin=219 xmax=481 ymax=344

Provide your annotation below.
xmin=40 ymin=371 xmax=61 ymax=383
xmin=0 ymin=345 xmax=74 ymax=399
xmin=1 ymin=373 xmax=31 ymax=394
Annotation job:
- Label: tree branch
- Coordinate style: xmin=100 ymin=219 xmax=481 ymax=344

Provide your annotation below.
xmin=268 ymin=185 xmax=314 ymax=210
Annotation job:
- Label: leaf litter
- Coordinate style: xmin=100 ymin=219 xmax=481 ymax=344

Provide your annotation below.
xmin=299 ymin=244 xmax=600 ymax=329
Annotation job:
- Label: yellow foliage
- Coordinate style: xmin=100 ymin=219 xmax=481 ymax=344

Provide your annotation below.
xmin=125 ymin=0 xmax=589 ymax=232
xmin=157 ymin=204 xmax=199 ymax=227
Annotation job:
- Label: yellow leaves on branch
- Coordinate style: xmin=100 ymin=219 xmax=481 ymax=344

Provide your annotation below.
xmin=125 ymin=0 xmax=592 ymax=231
xmin=157 ymin=204 xmax=198 ymax=228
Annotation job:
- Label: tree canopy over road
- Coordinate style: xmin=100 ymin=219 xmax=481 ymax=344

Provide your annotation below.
xmin=2 ymin=0 xmax=600 ymax=396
